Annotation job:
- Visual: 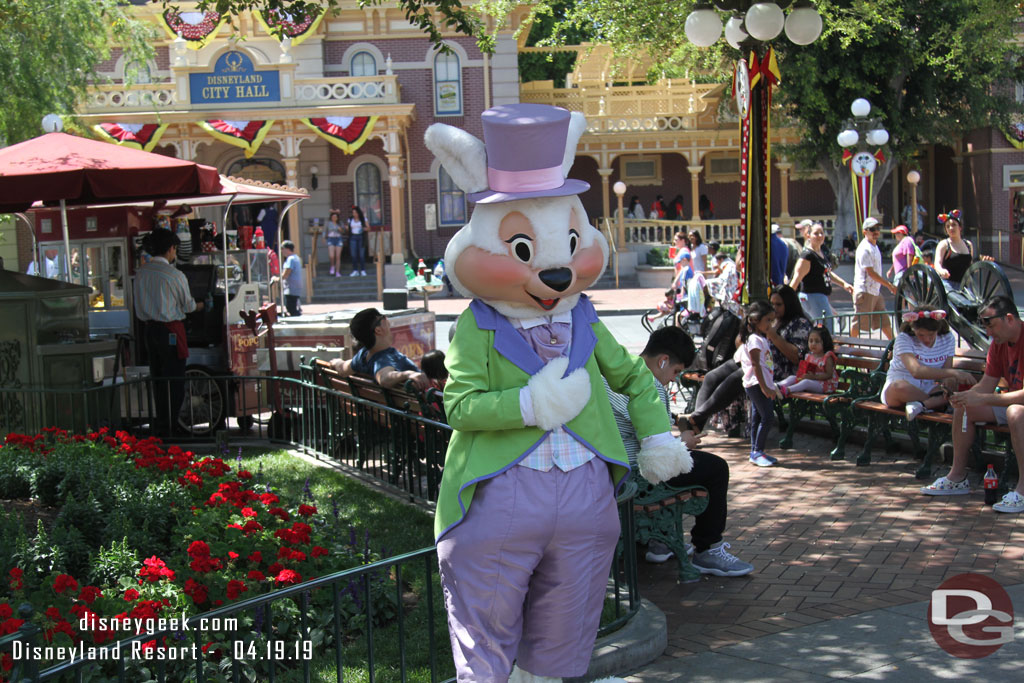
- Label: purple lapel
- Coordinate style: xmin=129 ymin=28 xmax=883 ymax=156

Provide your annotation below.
xmin=470 ymin=295 xmax=598 ymax=377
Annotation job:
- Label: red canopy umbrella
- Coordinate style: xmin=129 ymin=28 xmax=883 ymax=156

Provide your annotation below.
xmin=0 ymin=132 xmax=222 ymax=279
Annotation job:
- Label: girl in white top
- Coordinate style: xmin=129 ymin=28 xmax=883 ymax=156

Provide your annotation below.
xmin=734 ymin=300 xmax=781 ymax=466
xmin=688 ymin=230 xmax=709 ymax=273
xmin=881 ymin=307 xmax=977 ymax=420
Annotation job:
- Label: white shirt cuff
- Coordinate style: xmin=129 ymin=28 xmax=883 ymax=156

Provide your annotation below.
xmin=520 ymin=387 xmax=536 ymax=426
xmin=641 ymin=432 xmax=676 ymax=450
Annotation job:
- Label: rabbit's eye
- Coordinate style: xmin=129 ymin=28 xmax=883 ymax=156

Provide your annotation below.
xmin=505 ymin=234 xmax=534 ymax=263
xmin=568 ymin=229 xmax=580 ymax=255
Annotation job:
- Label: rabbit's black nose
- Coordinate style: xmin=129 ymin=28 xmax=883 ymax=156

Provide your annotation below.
xmin=538 ymin=268 xmax=573 ymax=292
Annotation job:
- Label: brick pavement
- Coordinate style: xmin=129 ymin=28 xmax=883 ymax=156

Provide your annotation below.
xmin=637 ymin=425 xmax=1024 ymax=662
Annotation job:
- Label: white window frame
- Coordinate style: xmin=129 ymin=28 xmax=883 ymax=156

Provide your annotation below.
xmin=433 ymin=51 xmax=463 ymax=116
xmin=355 ymin=162 xmax=384 ymax=227
xmin=351 ymin=51 xmax=377 ymax=77
xmin=437 ymin=166 xmax=467 ymax=226
xmin=704 ymin=153 xmax=741 ymax=184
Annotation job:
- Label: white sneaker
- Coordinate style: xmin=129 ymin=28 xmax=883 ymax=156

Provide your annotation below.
xmin=349 ymin=271 xmax=358 ymax=277
xmin=905 ymin=401 xmax=926 ymax=421
xmin=329 ymin=267 xmax=335 ymax=275
xmin=920 ymin=475 xmax=970 ymax=496
xmin=360 ymin=270 xmax=367 ymax=276
xmin=993 ymin=491 xmax=1024 ymax=513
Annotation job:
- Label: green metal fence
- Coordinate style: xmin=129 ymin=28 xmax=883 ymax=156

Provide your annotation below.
xmin=0 ymin=375 xmax=640 ymax=682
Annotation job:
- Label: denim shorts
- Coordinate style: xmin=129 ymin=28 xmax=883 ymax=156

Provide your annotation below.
xmin=326 ymin=235 xmax=343 ymax=247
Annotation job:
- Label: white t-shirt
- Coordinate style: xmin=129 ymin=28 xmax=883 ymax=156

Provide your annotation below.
xmin=854 ymin=239 xmax=883 ymax=295
xmin=348 ymin=217 xmax=364 ymax=235
xmin=734 ymin=334 xmax=776 ymax=390
xmin=887 ymin=331 xmax=955 ymax=384
xmin=691 ymin=243 xmax=709 ymax=272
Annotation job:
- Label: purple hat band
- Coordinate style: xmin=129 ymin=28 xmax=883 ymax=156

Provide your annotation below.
xmin=467 ymin=103 xmax=590 ymax=204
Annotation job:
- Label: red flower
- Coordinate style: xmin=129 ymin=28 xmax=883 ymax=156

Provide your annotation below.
xmin=247 ymin=570 xmax=265 ymax=581
xmin=241 ymin=520 xmax=263 ymax=535
xmin=297 ymin=504 xmax=317 ymax=517
xmin=0 ymin=603 xmax=11 ymax=619
xmin=0 ymin=618 xmax=24 ymax=636
xmin=183 ymin=579 xmax=209 ymax=606
xmin=53 ymin=574 xmax=79 ymax=595
xmin=268 ymin=507 xmax=290 ymax=521
xmin=248 ymin=550 xmax=262 ymax=564
xmin=8 ymin=568 xmax=22 ymax=590
xmin=274 ymin=569 xmax=302 ymax=586
xmin=187 ymin=540 xmax=211 ymax=559
xmin=3 ymin=652 xmax=13 ymax=672
xmin=266 ymin=563 xmax=284 ymax=575
xmin=178 ymin=470 xmax=203 ymax=488
xmin=45 ymin=607 xmax=62 ymax=621
xmin=139 ymin=556 xmax=175 ymax=583
xmin=189 ymin=556 xmax=223 ymax=573
xmin=311 ymin=546 xmax=329 ymax=558
xmin=226 ymin=580 xmax=248 ymax=600
xmin=237 ymin=470 xmax=253 ymax=480
xmin=228 ymin=551 xmax=239 ymax=561
xmin=241 ymin=507 xmax=258 ymax=518
xmin=124 ymin=588 xmax=140 ymax=602
xmin=259 ymin=492 xmax=279 ymax=506
xmin=78 ymin=586 xmax=102 ymax=604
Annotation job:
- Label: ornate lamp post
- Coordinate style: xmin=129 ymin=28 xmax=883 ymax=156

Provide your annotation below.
xmin=613 ymin=180 xmax=626 ymax=288
xmin=906 ymin=169 xmax=921 ymax=236
xmin=837 ymin=98 xmax=889 ymax=241
xmin=685 ymin=1 xmax=822 ymax=302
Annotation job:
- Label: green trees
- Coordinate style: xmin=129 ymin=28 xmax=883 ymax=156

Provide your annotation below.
xmin=0 ymin=0 xmax=155 ymax=144
xmin=492 ymin=0 xmax=1024 ymax=238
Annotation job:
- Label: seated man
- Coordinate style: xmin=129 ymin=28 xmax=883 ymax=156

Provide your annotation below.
xmin=604 ymin=326 xmax=753 ymax=577
xmin=332 ymin=307 xmax=429 ymax=390
xmin=921 ymin=296 xmax=1024 ymax=513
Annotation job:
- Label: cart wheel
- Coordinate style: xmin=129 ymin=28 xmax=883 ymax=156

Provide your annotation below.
xmin=178 ymin=367 xmax=226 ymax=436
xmin=956 ymin=261 xmax=1014 ymax=348
xmin=896 ymin=264 xmax=948 ymax=319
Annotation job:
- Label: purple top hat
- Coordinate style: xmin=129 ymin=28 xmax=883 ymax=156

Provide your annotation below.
xmin=468 ymin=104 xmax=590 ymax=204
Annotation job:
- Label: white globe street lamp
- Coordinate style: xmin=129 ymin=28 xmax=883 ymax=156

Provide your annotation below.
xmin=683 ymin=1 xmax=823 ymax=301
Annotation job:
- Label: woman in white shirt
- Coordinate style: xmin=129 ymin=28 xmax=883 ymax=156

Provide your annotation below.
xmin=688 ymin=230 xmax=709 ymax=273
xmin=881 ymin=307 xmax=976 ymax=420
xmin=348 ymin=206 xmax=367 ymax=276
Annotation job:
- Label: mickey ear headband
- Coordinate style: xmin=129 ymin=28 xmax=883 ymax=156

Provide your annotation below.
xmin=902 ymin=310 xmax=947 ymax=323
xmin=938 ymin=209 xmax=962 ymax=224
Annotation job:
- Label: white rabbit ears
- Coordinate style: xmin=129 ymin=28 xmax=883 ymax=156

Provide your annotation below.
xmin=424 ymin=105 xmax=588 ymax=204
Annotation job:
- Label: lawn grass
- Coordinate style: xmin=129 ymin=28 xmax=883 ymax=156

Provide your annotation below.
xmin=229 ymin=449 xmax=455 ymax=683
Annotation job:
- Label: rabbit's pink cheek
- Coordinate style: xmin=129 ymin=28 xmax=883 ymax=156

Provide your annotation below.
xmin=572 ymin=244 xmax=605 ymax=284
xmin=455 ymin=247 xmax=530 ymax=295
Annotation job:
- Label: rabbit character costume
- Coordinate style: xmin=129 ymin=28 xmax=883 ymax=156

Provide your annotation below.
xmin=425 ymin=104 xmax=692 ymax=683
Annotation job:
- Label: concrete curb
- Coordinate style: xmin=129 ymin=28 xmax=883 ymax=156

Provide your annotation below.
xmin=568 ymin=599 xmax=667 ymax=683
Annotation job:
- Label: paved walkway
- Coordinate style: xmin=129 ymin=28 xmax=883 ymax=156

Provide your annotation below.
xmin=623 ymin=425 xmax=1024 ymax=680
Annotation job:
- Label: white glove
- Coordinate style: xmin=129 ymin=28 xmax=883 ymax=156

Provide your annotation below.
xmin=637 ymin=434 xmax=693 ymax=484
xmin=524 ymin=357 xmax=591 ymax=432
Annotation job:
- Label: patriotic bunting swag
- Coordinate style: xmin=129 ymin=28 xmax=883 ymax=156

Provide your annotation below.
xmin=93 ymin=123 xmax=169 ymax=152
xmin=843 ymin=148 xmax=885 ymax=241
xmin=159 ymin=10 xmax=226 ymax=49
xmin=300 ymin=117 xmax=378 ymax=154
xmin=735 ymin=48 xmax=780 ymax=303
xmin=256 ymin=9 xmax=325 ymax=46
xmin=198 ymin=120 xmax=274 ymax=158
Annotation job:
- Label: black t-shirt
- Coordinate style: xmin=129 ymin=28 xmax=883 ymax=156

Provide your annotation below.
xmin=800 ymin=248 xmax=832 ymax=295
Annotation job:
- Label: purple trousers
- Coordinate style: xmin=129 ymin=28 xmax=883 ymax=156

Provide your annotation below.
xmin=437 ymin=458 xmax=620 ymax=681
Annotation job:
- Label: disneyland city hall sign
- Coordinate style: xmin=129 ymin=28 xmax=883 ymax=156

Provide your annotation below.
xmin=189 ymin=51 xmax=281 ymax=104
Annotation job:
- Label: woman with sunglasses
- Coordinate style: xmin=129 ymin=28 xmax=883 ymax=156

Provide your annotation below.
xmin=934 ymin=210 xmax=993 ymax=291
xmin=881 ymin=306 xmax=977 ymax=420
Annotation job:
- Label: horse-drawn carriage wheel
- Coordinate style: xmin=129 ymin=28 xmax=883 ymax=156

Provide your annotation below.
xmin=956 ymin=260 xmax=1014 ymax=348
xmin=896 ymin=264 xmax=948 ymax=319
xmin=178 ymin=366 xmax=227 ymax=437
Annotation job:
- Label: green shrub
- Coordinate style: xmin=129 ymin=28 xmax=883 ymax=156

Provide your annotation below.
xmin=721 ymin=245 xmax=738 ymax=257
xmin=0 ymin=447 xmax=37 ymax=498
xmin=647 ymin=247 xmax=671 ymax=266
xmin=89 ymin=538 xmax=139 ymax=586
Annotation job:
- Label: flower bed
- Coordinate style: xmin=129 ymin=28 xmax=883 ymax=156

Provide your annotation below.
xmin=0 ymin=428 xmax=424 ymax=682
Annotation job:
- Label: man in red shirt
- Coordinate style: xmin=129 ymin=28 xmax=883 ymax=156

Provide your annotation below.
xmin=920 ymin=296 xmax=1024 ymax=512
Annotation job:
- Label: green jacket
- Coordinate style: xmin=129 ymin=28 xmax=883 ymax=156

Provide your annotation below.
xmin=435 ymin=296 xmax=670 ymax=540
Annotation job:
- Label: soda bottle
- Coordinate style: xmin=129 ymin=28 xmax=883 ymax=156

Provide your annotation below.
xmin=417 ymin=258 xmax=427 ymax=276
xmin=984 ymin=464 xmax=999 ymax=506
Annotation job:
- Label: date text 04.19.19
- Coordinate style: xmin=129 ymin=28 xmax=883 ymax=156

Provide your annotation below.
xmin=233 ymin=639 xmax=313 ymax=661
